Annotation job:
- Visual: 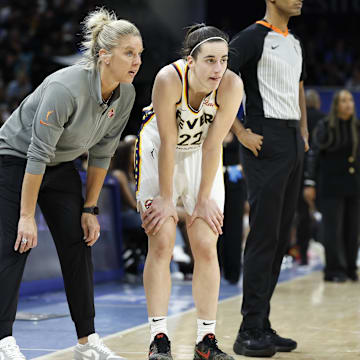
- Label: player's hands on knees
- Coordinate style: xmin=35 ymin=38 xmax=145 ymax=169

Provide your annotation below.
xmin=141 ymin=196 xmax=178 ymax=236
xmin=81 ymin=213 xmax=101 ymax=246
xmin=189 ymin=198 xmax=224 ymax=235
xmin=15 ymin=216 xmax=38 ymax=253
xmin=239 ymin=128 xmax=263 ymax=157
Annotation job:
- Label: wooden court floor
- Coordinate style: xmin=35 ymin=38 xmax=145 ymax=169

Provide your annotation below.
xmin=35 ymin=271 xmax=360 ymax=360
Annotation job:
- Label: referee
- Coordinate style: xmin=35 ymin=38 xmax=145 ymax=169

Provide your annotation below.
xmin=229 ymin=0 xmax=308 ymax=357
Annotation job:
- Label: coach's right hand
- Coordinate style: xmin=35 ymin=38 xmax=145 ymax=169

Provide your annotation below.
xmin=238 ymin=128 xmax=263 ymax=157
xmin=141 ymin=196 xmax=179 ymax=236
xmin=15 ymin=215 xmax=38 ymax=253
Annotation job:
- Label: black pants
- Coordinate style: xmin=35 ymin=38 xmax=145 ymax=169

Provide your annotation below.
xmin=240 ymin=118 xmax=304 ymax=330
xmin=296 ymin=183 xmax=311 ymax=265
xmin=0 ymin=155 xmax=95 ymax=340
xmin=321 ymin=196 xmax=360 ymax=278
xmin=218 ymin=174 xmax=246 ymax=283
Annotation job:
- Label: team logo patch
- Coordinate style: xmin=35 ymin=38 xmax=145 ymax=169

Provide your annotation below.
xmin=40 ymin=110 xmax=54 ymax=126
xmin=145 ymin=199 xmax=153 ymax=209
xmin=108 ymin=108 xmax=115 ymax=118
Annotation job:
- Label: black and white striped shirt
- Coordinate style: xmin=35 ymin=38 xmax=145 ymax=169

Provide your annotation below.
xmin=229 ymin=20 xmax=306 ymax=120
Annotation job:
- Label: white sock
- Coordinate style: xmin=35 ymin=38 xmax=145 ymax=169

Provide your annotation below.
xmin=149 ymin=317 xmax=168 ymax=343
xmin=196 ymin=318 xmax=216 ymax=344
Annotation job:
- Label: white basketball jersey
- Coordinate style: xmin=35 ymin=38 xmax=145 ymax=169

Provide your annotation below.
xmin=135 ymin=60 xmax=224 ymax=211
xmin=139 ymin=59 xmax=219 ymax=153
xmin=172 ymin=59 xmax=219 ymax=151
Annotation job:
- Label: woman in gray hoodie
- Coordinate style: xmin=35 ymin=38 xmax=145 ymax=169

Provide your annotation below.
xmin=0 ymin=8 xmax=143 ymax=360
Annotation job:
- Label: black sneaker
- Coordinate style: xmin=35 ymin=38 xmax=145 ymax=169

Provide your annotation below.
xmin=233 ymin=329 xmax=276 ymax=357
xmin=149 ymin=333 xmax=172 ymax=360
xmin=264 ymin=329 xmax=297 ymax=352
xmin=194 ymin=334 xmax=234 ymax=360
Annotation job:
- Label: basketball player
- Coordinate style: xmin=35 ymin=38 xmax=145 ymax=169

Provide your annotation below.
xmin=135 ymin=24 xmax=243 ymax=360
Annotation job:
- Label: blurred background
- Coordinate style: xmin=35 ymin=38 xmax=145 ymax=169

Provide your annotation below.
xmin=0 ymin=0 xmax=359 ymax=136
xmin=1 ymin=0 xmax=360 ymax=290
xmin=1 ymin=4 xmax=360 ymax=358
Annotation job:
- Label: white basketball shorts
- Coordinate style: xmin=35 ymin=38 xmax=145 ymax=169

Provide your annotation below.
xmin=135 ymin=118 xmax=224 ymax=215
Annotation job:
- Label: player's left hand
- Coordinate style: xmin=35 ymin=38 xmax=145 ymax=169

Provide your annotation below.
xmin=81 ymin=213 xmax=101 ymax=246
xmin=300 ymin=126 xmax=309 ymax=152
xmin=189 ymin=198 xmax=224 ymax=235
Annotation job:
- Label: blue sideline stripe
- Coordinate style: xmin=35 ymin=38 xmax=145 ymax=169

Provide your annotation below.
xmin=19 ymin=269 xmax=124 ymax=297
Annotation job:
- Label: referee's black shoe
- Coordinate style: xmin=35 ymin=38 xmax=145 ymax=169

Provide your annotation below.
xmin=264 ymin=329 xmax=297 ymax=352
xmin=233 ymin=329 xmax=276 ymax=357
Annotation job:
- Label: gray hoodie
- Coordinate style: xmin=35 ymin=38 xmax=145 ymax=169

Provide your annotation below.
xmin=0 ymin=64 xmax=135 ymax=174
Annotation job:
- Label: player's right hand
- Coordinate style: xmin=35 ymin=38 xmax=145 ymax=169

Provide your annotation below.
xmin=189 ymin=198 xmax=224 ymax=235
xmin=15 ymin=215 xmax=38 ymax=253
xmin=239 ymin=128 xmax=263 ymax=157
xmin=141 ymin=196 xmax=178 ymax=236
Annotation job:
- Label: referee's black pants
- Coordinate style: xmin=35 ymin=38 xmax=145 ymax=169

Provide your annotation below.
xmin=218 ymin=174 xmax=246 ymax=284
xmin=0 ymin=155 xmax=95 ymax=340
xmin=296 ymin=182 xmax=311 ymax=265
xmin=240 ymin=118 xmax=304 ymax=330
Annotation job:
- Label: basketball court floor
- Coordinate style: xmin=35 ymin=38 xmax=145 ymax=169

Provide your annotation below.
xmin=14 ymin=243 xmax=360 ymax=360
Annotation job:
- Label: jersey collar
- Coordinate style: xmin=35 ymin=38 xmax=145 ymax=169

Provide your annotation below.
xmin=256 ymin=20 xmax=289 ymax=37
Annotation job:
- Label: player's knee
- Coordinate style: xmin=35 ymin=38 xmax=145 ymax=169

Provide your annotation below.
xmin=192 ymin=240 xmax=217 ymax=262
xmin=149 ymin=237 xmax=173 ymax=261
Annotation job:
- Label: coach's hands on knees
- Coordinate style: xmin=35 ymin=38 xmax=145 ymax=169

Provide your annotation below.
xmin=81 ymin=213 xmax=101 ymax=246
xmin=141 ymin=196 xmax=178 ymax=236
xmin=238 ymin=128 xmax=263 ymax=157
xmin=15 ymin=216 xmax=38 ymax=253
xmin=189 ymin=198 xmax=224 ymax=235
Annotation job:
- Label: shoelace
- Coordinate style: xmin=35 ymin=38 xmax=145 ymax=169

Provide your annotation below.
xmin=265 ymin=329 xmax=277 ymax=336
xmin=3 ymin=343 xmax=26 ymax=359
xmin=203 ymin=336 xmax=224 ymax=354
xmin=247 ymin=329 xmax=264 ymax=340
xmin=154 ymin=336 xmax=170 ymax=353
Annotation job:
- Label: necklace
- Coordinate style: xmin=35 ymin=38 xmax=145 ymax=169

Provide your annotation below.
xmin=102 ymin=91 xmax=114 ymax=105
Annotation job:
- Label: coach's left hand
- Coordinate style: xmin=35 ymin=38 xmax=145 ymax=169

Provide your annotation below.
xmin=82 ymin=213 xmax=101 ymax=246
